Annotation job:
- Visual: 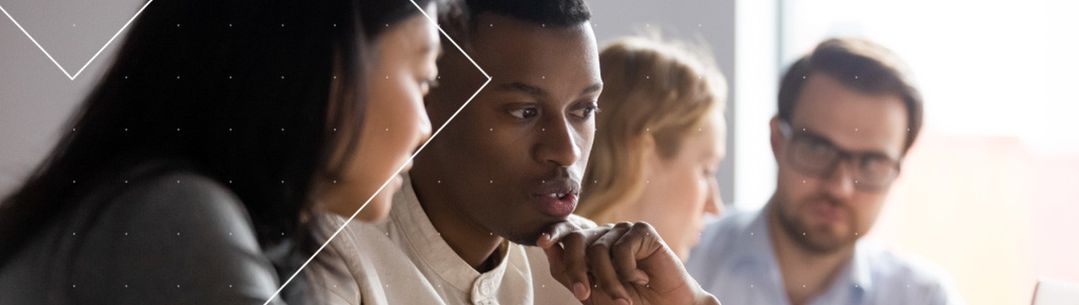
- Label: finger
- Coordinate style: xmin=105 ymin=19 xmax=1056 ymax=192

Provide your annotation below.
xmin=541 ymin=238 xmax=568 ymax=283
xmin=538 ymin=220 xmax=583 ymax=249
xmin=561 ymin=230 xmax=592 ymax=300
xmin=613 ymin=222 xmax=670 ymax=287
xmin=609 ymin=222 xmax=651 ymax=286
xmin=587 ymin=225 xmax=634 ymax=304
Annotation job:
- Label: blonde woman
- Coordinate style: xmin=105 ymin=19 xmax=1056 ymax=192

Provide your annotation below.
xmin=578 ymin=35 xmax=727 ymax=260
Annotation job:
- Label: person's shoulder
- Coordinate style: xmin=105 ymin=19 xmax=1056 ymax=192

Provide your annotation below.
xmin=693 ymin=208 xmax=759 ymax=253
xmin=116 ymin=171 xmax=243 ymax=219
xmin=79 ymin=170 xmax=282 ymax=304
xmin=858 ymin=242 xmax=964 ymax=304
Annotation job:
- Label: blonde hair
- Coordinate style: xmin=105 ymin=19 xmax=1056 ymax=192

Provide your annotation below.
xmin=578 ymin=35 xmax=727 ymax=224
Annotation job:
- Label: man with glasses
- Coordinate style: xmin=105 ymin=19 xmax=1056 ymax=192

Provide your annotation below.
xmin=685 ymin=38 xmax=963 ymax=305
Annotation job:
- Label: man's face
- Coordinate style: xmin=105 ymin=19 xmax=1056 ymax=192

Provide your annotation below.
xmin=415 ymin=13 xmax=601 ymax=245
xmin=770 ymin=73 xmax=908 ymax=254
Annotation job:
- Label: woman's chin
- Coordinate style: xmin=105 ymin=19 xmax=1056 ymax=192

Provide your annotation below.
xmin=355 ymin=193 xmax=394 ymax=222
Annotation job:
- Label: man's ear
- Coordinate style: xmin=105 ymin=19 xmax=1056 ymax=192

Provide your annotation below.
xmin=769 ymin=116 xmax=783 ymax=162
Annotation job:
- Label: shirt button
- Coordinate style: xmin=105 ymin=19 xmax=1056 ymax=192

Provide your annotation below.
xmin=480 ymin=279 xmax=493 ymax=295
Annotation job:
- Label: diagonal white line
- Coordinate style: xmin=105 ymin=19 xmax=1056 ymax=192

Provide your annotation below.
xmin=262 ymin=1 xmax=491 ymax=304
xmin=0 ymin=0 xmax=154 ymax=80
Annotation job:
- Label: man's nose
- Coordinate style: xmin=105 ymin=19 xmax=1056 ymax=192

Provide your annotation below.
xmin=533 ymin=118 xmax=582 ymax=167
xmin=820 ymin=159 xmax=857 ymax=199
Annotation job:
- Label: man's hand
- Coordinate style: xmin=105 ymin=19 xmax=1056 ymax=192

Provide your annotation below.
xmin=536 ymin=221 xmax=720 ymax=305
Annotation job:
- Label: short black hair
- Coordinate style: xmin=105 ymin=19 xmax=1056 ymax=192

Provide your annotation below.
xmin=440 ymin=0 xmax=592 ymax=41
xmin=465 ymin=0 xmax=590 ymax=26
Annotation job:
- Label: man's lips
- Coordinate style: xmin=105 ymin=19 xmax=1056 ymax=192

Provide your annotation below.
xmin=531 ymin=192 xmax=577 ymax=218
xmin=808 ymin=199 xmax=845 ymax=224
xmin=530 ymin=179 xmax=580 ymax=218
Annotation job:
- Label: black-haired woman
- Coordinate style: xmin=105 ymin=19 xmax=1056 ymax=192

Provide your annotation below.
xmin=0 ymin=0 xmax=441 ymax=304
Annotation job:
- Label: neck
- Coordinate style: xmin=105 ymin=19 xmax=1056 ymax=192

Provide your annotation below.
xmin=410 ymin=175 xmax=503 ymax=272
xmin=765 ymin=201 xmax=853 ymax=305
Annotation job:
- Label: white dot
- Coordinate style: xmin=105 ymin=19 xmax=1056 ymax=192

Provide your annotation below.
xmin=280 ymin=23 xmax=285 ymax=27
xmin=854 ymin=75 xmax=860 ymax=79
xmin=176 ymin=24 xmax=181 ymax=27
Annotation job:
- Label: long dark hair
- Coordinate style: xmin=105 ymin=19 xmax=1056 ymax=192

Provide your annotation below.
xmin=0 ymin=0 xmax=432 ymax=282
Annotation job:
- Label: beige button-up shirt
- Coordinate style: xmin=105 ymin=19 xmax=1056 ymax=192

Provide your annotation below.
xmin=310 ymin=176 xmax=582 ymax=305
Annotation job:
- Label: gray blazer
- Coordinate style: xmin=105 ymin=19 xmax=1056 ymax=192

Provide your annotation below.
xmin=0 ymin=171 xmax=285 ymax=304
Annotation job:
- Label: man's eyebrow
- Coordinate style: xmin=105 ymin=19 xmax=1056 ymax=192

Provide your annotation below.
xmin=802 ymin=129 xmax=898 ymax=159
xmin=495 ymin=82 xmax=604 ymax=99
xmin=495 ymin=82 xmax=548 ymax=99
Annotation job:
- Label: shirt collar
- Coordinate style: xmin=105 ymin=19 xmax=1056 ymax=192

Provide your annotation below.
xmin=390 ymin=174 xmax=512 ymax=293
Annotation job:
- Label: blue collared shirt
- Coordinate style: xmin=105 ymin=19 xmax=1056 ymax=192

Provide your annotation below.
xmin=686 ymin=208 xmax=964 ymax=305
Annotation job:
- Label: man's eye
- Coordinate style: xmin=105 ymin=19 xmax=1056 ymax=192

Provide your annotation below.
xmin=508 ymin=107 xmax=539 ymax=119
xmin=570 ymin=105 xmax=599 ymax=119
